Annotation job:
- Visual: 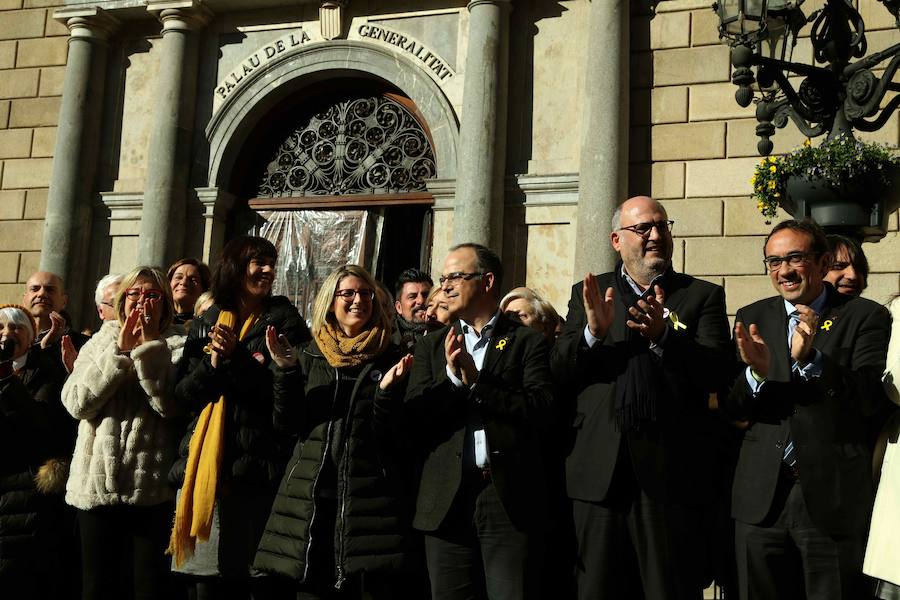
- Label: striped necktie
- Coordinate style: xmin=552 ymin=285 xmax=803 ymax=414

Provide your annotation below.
xmin=783 ymin=311 xmax=801 ymax=474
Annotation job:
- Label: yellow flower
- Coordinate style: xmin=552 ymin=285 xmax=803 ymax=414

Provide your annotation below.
xmin=804 ymin=138 xmax=811 ymax=147
xmin=768 ymin=156 xmax=777 ymax=163
xmin=769 ymin=165 xmax=777 ymax=173
xmin=768 ymin=180 xmax=777 ymax=190
xmin=774 ymin=192 xmax=780 ymax=198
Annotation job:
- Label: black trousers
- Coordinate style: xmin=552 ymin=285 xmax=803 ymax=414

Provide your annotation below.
xmin=78 ymin=502 xmax=175 ymax=600
xmin=572 ymin=457 xmax=705 ymax=600
xmin=735 ymin=476 xmax=866 ymax=600
xmin=423 ymin=478 xmax=541 ymax=600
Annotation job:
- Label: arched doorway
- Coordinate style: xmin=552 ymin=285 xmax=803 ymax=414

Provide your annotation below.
xmin=227 ymin=79 xmax=437 ymax=318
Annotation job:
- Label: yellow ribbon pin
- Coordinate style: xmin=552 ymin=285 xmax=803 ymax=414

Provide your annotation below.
xmin=820 ymin=319 xmax=833 ymax=332
xmin=495 ymin=338 xmax=508 ymax=351
xmin=668 ymin=310 xmax=687 ymax=331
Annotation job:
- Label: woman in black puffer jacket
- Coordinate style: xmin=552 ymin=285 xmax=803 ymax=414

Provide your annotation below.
xmin=0 ymin=304 xmax=77 ymax=598
xmin=254 ymin=264 xmax=418 ymax=599
xmin=169 ymin=237 xmax=310 ymax=599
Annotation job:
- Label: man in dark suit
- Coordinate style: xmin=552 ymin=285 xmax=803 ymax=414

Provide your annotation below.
xmin=552 ymin=195 xmax=732 ymax=599
xmin=726 ymin=219 xmax=891 ymax=599
xmin=404 ymin=243 xmax=555 ymax=600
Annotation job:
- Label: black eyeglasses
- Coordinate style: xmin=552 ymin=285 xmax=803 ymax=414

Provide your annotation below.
xmin=618 ymin=220 xmax=674 ymax=238
xmin=439 ymin=272 xmax=484 ymax=286
xmin=334 ymin=289 xmax=376 ymax=301
xmin=763 ymin=252 xmax=819 ymax=271
xmin=124 ymin=288 xmax=163 ymax=301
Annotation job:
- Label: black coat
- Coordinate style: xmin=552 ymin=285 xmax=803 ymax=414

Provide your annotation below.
xmin=551 ymin=271 xmax=732 ymax=506
xmin=404 ymin=314 xmax=556 ymax=532
xmin=0 ymin=346 xmax=75 ymax=586
xmin=253 ymin=339 xmax=415 ymax=586
xmin=170 ymin=296 xmax=311 ymax=492
xmin=724 ymin=287 xmax=893 ymax=537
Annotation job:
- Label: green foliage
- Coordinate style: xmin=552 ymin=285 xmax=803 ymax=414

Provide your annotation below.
xmin=750 ymin=135 xmax=900 ymax=222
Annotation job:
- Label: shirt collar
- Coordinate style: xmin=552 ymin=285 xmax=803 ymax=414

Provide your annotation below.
xmin=12 ymin=353 xmax=27 ymax=372
xmin=460 ymin=310 xmax=501 ymax=338
xmin=783 ymin=286 xmax=828 ymax=318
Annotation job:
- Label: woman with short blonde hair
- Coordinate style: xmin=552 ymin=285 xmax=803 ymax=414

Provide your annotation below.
xmin=500 ymin=286 xmax=562 ymax=344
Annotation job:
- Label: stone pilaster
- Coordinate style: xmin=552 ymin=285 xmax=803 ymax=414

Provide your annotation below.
xmin=573 ymin=0 xmax=630 ymax=278
xmin=195 ymin=187 xmax=235 ymax=263
xmin=452 ymin=0 xmax=511 ymax=252
xmin=137 ymin=2 xmax=211 ymax=268
xmin=41 ymin=8 xmax=118 ymax=319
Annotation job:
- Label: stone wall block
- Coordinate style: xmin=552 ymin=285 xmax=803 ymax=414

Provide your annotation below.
xmin=0 ymin=252 xmax=19 ymax=282
xmin=690 ymin=9 xmax=721 ymax=46
xmin=0 ymin=41 xmax=15 ymax=69
xmin=684 ymin=235 xmax=763 ymax=275
xmin=0 ymin=9 xmax=45 ymax=40
xmin=24 ymin=0 xmax=64 ymax=7
xmin=651 ymin=121 xmax=726 ymax=161
xmin=17 ymin=250 xmax=38 ymax=281
xmin=689 ymin=82 xmax=756 ymax=121
xmin=724 ymin=275 xmax=771 ymax=314
xmin=0 ymin=68 xmax=39 ymax=99
xmin=0 ymin=219 xmax=41 ymax=250
xmin=30 ymin=126 xmax=54 ymax=157
xmin=0 ymin=1 xmax=25 ymax=10
xmin=38 ymin=65 xmax=64 ymax=96
xmin=8 ymin=96 xmax=59 ymax=127
xmin=0 ymin=101 xmax=9 ymax=128
xmin=0 ymin=189 xmax=25 ymax=219
xmin=15 ymin=36 xmax=67 ymax=67
xmin=726 ymin=118 xmax=809 ymax=157
xmin=651 ymin=161 xmax=685 ymax=199
xmin=860 ymin=0 xmax=899 ymax=30
xmin=685 ymin=156 xmax=759 ymax=197
xmin=653 ymin=46 xmax=731 ymax=86
xmin=650 ymin=11 xmax=690 ymax=50
xmin=866 ymin=232 xmax=900 ymax=272
xmin=724 ymin=196 xmax=791 ymax=236
xmin=0 ymin=156 xmax=51 ymax=188
xmin=863 ymin=273 xmax=900 ymax=306
xmin=23 ymin=187 xmax=46 ymax=218
xmin=0 ymin=128 xmax=32 ymax=158
xmin=43 ymin=10 xmax=68 ymax=37
xmin=651 ymin=86 xmax=688 ymax=124
xmin=662 ymin=197 xmax=723 ymax=236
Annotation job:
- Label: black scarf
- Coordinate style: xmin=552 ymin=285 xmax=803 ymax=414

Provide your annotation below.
xmin=395 ymin=316 xmax=427 ymax=352
xmin=612 ymin=262 xmax=672 ymax=431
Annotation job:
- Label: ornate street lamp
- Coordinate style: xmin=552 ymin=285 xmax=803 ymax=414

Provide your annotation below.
xmin=712 ymin=0 xmax=900 ymax=241
xmin=713 ymin=0 xmax=900 ymax=155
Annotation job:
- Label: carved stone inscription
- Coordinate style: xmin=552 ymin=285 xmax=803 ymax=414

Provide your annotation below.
xmin=215 ymin=30 xmax=313 ymax=101
xmin=356 ymin=24 xmax=455 ymax=82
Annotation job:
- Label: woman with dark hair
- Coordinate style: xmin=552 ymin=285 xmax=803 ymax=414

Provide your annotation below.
xmin=169 ymin=236 xmax=310 ymax=599
xmin=168 ymin=258 xmax=212 ymax=325
xmin=254 ymin=264 xmax=418 ymax=599
xmin=63 ymin=266 xmax=186 ymax=600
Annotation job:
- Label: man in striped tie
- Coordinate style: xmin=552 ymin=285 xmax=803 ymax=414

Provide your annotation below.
xmin=725 ymin=219 xmax=892 ymax=600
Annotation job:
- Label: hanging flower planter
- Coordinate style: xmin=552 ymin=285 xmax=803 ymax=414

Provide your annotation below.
xmin=751 ymin=135 xmax=900 ymax=242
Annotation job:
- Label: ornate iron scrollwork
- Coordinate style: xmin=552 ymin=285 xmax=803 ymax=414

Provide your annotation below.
xmin=257 ymin=94 xmax=437 ymax=197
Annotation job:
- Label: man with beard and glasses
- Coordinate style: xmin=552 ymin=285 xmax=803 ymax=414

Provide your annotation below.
xmin=724 ymin=219 xmax=891 ymax=599
xmin=392 ymin=268 xmax=433 ymax=352
xmin=824 ymin=234 xmax=869 ymax=297
xmin=552 ymin=195 xmax=732 ymax=599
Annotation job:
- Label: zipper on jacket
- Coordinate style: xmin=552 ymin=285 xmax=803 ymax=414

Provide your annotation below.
xmin=334 ymin=366 xmax=351 ymax=590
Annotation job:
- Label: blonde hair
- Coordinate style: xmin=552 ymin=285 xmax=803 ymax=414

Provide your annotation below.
xmin=500 ymin=287 xmax=561 ymax=342
xmin=311 ymin=265 xmax=392 ymax=338
xmin=114 ymin=266 xmax=176 ymax=332
xmin=194 ymin=290 xmax=214 ymax=317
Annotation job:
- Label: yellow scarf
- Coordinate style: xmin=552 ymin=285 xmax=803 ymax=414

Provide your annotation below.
xmin=167 ymin=310 xmax=258 ymax=567
xmin=315 ymin=320 xmax=390 ymax=368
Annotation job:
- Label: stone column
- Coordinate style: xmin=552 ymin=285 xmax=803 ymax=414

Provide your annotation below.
xmin=138 ymin=2 xmax=210 ymax=267
xmin=452 ymin=0 xmax=511 ymax=252
xmin=41 ymin=8 xmax=117 ymax=318
xmin=573 ymin=0 xmax=630 ymax=278
xmin=195 ymin=187 xmax=235 ymax=263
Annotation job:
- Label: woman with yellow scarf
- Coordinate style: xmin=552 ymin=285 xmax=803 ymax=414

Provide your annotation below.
xmin=168 ymin=236 xmax=310 ymax=599
xmin=254 ymin=264 xmax=419 ymax=599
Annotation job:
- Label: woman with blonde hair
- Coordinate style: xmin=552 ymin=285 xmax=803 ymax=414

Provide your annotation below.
xmin=62 ymin=266 xmax=185 ymax=600
xmin=500 ymin=286 xmax=562 ymax=344
xmin=423 ymin=285 xmax=454 ymax=331
xmin=255 ymin=264 xmax=418 ymax=599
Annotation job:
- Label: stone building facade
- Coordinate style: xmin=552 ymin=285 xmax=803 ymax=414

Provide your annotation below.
xmin=0 ymin=0 xmax=897 ymax=328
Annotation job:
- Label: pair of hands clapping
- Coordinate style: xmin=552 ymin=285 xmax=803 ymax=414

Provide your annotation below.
xmin=117 ymin=297 xmax=162 ymax=353
xmin=264 ymin=325 xmax=413 ymax=391
xmin=735 ymin=304 xmax=818 ymax=378
xmin=581 ymin=273 xmax=667 ymax=342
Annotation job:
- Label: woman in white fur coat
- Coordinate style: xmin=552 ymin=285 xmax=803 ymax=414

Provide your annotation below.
xmin=62 ymin=265 xmax=186 ymax=600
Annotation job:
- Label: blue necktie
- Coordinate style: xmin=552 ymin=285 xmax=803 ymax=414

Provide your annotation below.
xmin=783 ymin=312 xmax=801 ymax=474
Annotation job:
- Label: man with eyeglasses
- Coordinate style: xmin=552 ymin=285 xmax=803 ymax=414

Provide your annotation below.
xmin=552 ymin=195 xmax=732 ymax=599
xmin=403 ymin=243 xmax=555 ymax=600
xmin=724 ymin=219 xmax=891 ymax=599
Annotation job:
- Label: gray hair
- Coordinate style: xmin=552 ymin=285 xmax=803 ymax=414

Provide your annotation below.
xmin=94 ymin=273 xmax=124 ymax=307
xmin=0 ymin=306 xmax=35 ymax=345
xmin=611 ymin=206 xmax=622 ymax=232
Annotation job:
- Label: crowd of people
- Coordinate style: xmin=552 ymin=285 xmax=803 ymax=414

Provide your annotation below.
xmin=0 ymin=195 xmax=898 ymax=600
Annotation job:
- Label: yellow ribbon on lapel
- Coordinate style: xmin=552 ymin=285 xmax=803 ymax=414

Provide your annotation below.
xmin=668 ymin=310 xmax=687 ymax=331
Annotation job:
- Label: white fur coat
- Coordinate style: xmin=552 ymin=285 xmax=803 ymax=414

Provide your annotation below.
xmin=886 ymin=296 xmax=900 ymax=406
xmin=62 ymin=320 xmax=186 ymax=510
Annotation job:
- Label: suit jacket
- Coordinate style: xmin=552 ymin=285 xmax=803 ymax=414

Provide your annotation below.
xmin=552 ymin=271 xmax=732 ymax=506
xmin=404 ymin=313 xmax=555 ymax=532
xmin=725 ymin=286 xmax=892 ymax=537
